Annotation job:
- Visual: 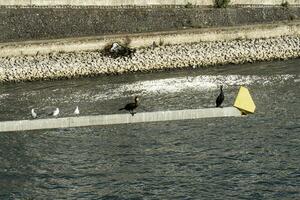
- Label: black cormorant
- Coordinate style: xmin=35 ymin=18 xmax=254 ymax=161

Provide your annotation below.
xmin=216 ymin=85 xmax=224 ymax=107
xmin=119 ymin=96 xmax=139 ymax=116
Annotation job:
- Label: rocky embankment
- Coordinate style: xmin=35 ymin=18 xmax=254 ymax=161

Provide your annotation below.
xmin=0 ymin=35 xmax=299 ymax=82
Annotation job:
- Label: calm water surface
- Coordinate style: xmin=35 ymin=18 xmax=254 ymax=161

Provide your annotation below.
xmin=0 ymin=59 xmax=299 ymax=199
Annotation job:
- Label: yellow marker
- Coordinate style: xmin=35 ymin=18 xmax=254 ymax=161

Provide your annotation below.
xmin=234 ymin=86 xmax=256 ymax=114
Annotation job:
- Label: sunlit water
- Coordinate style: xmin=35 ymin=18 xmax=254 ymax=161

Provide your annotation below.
xmin=0 ymin=59 xmax=299 ymax=199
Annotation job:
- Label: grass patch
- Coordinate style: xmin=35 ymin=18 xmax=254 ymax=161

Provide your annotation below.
xmin=184 ymin=2 xmax=193 ymax=8
xmin=215 ymin=0 xmax=230 ymax=8
xmin=281 ymin=1 xmax=289 ymax=7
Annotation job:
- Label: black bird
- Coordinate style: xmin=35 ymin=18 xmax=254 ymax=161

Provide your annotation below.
xmin=216 ymin=85 xmax=224 ymax=107
xmin=119 ymin=96 xmax=139 ymax=116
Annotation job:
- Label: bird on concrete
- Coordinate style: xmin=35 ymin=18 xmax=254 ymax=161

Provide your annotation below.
xmin=119 ymin=96 xmax=139 ymax=116
xmin=74 ymin=106 xmax=80 ymax=115
xmin=216 ymin=85 xmax=224 ymax=108
xmin=31 ymin=108 xmax=37 ymax=119
xmin=52 ymin=108 xmax=59 ymax=117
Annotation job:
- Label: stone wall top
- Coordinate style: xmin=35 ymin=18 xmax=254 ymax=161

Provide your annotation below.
xmin=0 ymin=0 xmax=299 ymax=6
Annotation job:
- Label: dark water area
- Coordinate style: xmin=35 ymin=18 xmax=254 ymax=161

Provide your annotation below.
xmin=0 ymin=59 xmax=299 ymax=199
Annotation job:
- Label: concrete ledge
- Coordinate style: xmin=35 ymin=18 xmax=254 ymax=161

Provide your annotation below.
xmin=0 ymin=22 xmax=299 ymax=57
xmin=0 ymin=107 xmax=242 ymax=133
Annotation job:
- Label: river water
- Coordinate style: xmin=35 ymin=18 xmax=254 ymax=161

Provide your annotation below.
xmin=0 ymin=59 xmax=299 ymax=199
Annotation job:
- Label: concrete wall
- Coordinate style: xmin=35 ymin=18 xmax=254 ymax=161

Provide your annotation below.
xmin=0 ymin=107 xmax=242 ymax=132
xmin=0 ymin=0 xmax=299 ymax=6
xmin=0 ymin=6 xmax=299 ymax=42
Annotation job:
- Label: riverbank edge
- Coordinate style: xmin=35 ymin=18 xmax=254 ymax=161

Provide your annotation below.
xmin=1 ymin=21 xmax=300 ymax=57
xmin=0 ymin=21 xmax=299 ymax=83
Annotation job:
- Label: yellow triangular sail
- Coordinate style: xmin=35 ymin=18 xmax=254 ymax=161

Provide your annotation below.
xmin=234 ymin=86 xmax=256 ymax=114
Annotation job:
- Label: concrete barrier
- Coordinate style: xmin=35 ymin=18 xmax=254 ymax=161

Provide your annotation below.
xmin=0 ymin=107 xmax=242 ymax=133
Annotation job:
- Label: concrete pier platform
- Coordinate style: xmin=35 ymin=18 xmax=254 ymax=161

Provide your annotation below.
xmin=0 ymin=107 xmax=242 ymax=133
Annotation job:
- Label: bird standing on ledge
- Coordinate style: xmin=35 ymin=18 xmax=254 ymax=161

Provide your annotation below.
xmin=31 ymin=108 xmax=37 ymax=119
xmin=216 ymin=85 xmax=224 ymax=107
xmin=119 ymin=96 xmax=139 ymax=116
xmin=52 ymin=108 xmax=60 ymax=117
xmin=74 ymin=106 xmax=80 ymax=115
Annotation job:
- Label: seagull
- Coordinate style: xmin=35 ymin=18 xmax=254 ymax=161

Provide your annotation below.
xmin=31 ymin=108 xmax=37 ymax=119
xmin=74 ymin=106 xmax=79 ymax=115
xmin=216 ymin=85 xmax=224 ymax=108
xmin=52 ymin=108 xmax=59 ymax=117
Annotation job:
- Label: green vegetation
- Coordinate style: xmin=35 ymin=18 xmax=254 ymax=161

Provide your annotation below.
xmin=215 ymin=0 xmax=230 ymax=8
xmin=159 ymin=39 xmax=164 ymax=46
xmin=281 ymin=1 xmax=290 ymax=7
xmin=289 ymin=14 xmax=297 ymax=21
xmin=184 ymin=2 xmax=193 ymax=8
xmin=123 ymin=36 xmax=132 ymax=47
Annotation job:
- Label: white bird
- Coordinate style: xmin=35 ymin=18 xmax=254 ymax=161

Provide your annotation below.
xmin=74 ymin=106 xmax=80 ymax=115
xmin=52 ymin=108 xmax=59 ymax=117
xmin=31 ymin=109 xmax=37 ymax=119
